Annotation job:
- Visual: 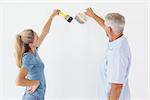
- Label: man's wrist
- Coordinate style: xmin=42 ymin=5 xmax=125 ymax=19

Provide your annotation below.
xmin=91 ymin=13 xmax=96 ymax=19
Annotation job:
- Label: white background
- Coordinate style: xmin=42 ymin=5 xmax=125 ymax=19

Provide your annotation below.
xmin=0 ymin=1 xmax=149 ymax=100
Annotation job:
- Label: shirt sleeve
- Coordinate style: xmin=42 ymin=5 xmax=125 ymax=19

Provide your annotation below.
xmin=22 ymin=53 xmax=36 ymax=72
xmin=107 ymin=49 xmax=129 ymax=84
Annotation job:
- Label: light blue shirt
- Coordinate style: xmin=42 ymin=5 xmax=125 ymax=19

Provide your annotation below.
xmin=22 ymin=49 xmax=46 ymax=97
xmin=99 ymin=36 xmax=131 ymax=100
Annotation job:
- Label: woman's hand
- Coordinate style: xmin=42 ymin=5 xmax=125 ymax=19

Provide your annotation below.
xmin=26 ymin=80 xmax=40 ymax=94
xmin=50 ymin=9 xmax=61 ymax=19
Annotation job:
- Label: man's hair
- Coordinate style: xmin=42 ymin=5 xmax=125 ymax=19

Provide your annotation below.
xmin=105 ymin=13 xmax=125 ymax=34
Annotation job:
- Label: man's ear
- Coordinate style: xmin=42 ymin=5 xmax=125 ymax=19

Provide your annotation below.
xmin=107 ymin=26 xmax=112 ymax=33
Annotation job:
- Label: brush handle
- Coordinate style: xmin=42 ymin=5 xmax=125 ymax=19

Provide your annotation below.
xmin=59 ymin=11 xmax=73 ymax=23
xmin=59 ymin=11 xmax=68 ymax=19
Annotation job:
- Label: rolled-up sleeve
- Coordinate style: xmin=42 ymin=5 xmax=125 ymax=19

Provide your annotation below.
xmin=107 ymin=50 xmax=129 ymax=84
xmin=22 ymin=53 xmax=35 ymax=72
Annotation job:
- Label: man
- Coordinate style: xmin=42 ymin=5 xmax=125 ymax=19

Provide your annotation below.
xmin=85 ymin=8 xmax=131 ymax=100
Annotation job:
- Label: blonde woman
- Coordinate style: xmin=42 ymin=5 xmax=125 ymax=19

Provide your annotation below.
xmin=14 ymin=9 xmax=60 ymax=100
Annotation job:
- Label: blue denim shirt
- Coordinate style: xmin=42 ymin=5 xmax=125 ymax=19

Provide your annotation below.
xmin=22 ymin=49 xmax=46 ymax=97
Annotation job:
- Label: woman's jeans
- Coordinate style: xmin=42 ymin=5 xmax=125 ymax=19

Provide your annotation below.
xmin=22 ymin=93 xmax=44 ymax=100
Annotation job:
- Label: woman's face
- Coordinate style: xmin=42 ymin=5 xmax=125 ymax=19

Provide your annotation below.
xmin=29 ymin=33 xmax=39 ymax=49
xmin=33 ymin=33 xmax=39 ymax=47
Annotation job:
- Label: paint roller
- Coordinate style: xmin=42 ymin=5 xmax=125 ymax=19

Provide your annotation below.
xmin=59 ymin=11 xmax=73 ymax=23
xmin=75 ymin=11 xmax=87 ymax=24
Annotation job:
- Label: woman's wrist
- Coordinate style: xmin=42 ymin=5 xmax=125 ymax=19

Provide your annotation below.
xmin=33 ymin=80 xmax=40 ymax=86
xmin=50 ymin=14 xmax=55 ymax=20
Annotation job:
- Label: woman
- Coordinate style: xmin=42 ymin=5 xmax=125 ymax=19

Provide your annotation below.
xmin=14 ymin=9 xmax=60 ymax=100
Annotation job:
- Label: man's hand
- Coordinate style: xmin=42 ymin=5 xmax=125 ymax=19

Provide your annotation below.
xmin=26 ymin=80 xmax=40 ymax=94
xmin=85 ymin=8 xmax=105 ymax=30
xmin=109 ymin=83 xmax=123 ymax=100
xmin=85 ymin=8 xmax=95 ymax=18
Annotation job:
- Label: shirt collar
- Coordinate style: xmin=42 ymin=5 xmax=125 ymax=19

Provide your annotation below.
xmin=108 ymin=35 xmax=124 ymax=50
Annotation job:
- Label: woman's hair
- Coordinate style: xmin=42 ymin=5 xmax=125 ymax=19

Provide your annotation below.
xmin=14 ymin=29 xmax=35 ymax=68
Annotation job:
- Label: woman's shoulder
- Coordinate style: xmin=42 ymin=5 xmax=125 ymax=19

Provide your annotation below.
xmin=23 ymin=52 xmax=35 ymax=61
xmin=23 ymin=47 xmax=39 ymax=58
xmin=23 ymin=52 xmax=33 ymax=56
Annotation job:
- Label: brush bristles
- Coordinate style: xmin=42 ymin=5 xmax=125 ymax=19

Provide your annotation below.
xmin=75 ymin=16 xmax=85 ymax=24
xmin=75 ymin=12 xmax=86 ymax=24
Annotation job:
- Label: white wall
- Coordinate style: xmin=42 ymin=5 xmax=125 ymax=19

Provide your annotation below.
xmin=0 ymin=1 xmax=149 ymax=100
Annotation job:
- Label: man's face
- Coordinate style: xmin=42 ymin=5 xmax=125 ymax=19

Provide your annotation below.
xmin=105 ymin=31 xmax=109 ymax=37
xmin=104 ymin=24 xmax=114 ymax=41
xmin=104 ymin=24 xmax=111 ymax=37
